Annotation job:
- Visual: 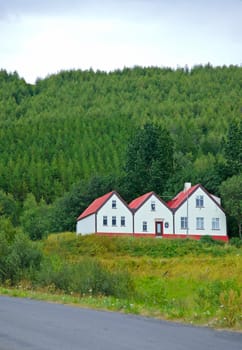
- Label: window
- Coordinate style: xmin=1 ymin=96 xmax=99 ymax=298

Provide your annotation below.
xmin=121 ymin=216 xmax=125 ymax=226
xmin=103 ymin=216 xmax=108 ymax=226
xmin=196 ymin=217 xmax=204 ymax=230
xmin=196 ymin=195 xmax=204 ymax=208
xmin=112 ymin=216 xmax=116 ymax=226
xmin=212 ymin=218 xmax=220 ymax=230
xmin=112 ymin=200 xmax=116 ymax=209
xmin=181 ymin=217 xmax=188 ymax=230
xmin=151 ymin=201 xmax=156 ymax=211
xmin=142 ymin=221 xmax=147 ymax=232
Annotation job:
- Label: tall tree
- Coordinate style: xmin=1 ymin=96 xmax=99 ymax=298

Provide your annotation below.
xmin=224 ymin=120 xmax=242 ymax=177
xmin=0 ymin=190 xmax=19 ymax=225
xmin=124 ymin=123 xmax=174 ymax=200
xmin=51 ymin=175 xmax=118 ymax=232
xmin=220 ymin=174 xmax=242 ymax=239
xmin=20 ymin=194 xmax=52 ymax=240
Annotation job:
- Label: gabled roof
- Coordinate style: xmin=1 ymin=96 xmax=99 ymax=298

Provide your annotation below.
xmin=129 ymin=191 xmax=171 ymax=212
xmin=129 ymin=192 xmax=154 ymax=211
xmin=167 ymin=184 xmax=200 ymax=210
xmin=77 ymin=191 xmax=114 ymax=221
xmin=167 ymin=183 xmax=225 ymax=213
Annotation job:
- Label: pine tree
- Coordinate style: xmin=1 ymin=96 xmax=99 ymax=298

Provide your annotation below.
xmin=220 ymin=174 xmax=242 ymax=239
xmin=124 ymin=123 xmax=174 ymax=200
xmin=224 ymin=120 xmax=242 ymax=177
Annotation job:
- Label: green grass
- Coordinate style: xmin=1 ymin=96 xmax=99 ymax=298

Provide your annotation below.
xmin=43 ymin=232 xmax=237 ymax=260
xmin=1 ymin=233 xmax=241 ymax=330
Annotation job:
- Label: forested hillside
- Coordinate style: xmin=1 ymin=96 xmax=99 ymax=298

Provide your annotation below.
xmin=0 ymin=65 xmax=241 ymax=236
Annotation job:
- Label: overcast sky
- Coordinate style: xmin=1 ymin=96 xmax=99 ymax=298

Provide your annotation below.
xmin=1 ymin=0 xmax=242 ymax=83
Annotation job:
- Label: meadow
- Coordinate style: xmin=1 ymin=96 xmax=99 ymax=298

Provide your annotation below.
xmin=1 ymin=233 xmax=241 ymax=330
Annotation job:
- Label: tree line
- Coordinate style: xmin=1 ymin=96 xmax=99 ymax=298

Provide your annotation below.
xmin=0 ymin=65 xmax=241 ymax=238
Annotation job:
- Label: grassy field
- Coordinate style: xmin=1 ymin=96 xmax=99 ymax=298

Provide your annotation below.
xmin=1 ymin=233 xmax=241 ymax=330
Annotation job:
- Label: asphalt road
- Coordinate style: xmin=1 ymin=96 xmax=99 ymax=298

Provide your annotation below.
xmin=0 ymin=296 xmax=241 ymax=350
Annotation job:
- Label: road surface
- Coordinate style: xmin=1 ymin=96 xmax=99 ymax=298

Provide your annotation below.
xmin=0 ymin=296 xmax=241 ymax=350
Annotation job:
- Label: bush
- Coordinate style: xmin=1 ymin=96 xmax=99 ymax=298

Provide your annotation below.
xmin=200 ymin=235 xmax=224 ymax=246
xmin=0 ymin=229 xmax=43 ymax=285
xmin=229 ymin=237 xmax=242 ymax=248
xmin=36 ymin=257 xmax=134 ymax=298
xmin=20 ymin=201 xmax=52 ymax=241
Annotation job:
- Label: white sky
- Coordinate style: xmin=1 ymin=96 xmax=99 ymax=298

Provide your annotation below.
xmin=1 ymin=0 xmax=242 ymax=83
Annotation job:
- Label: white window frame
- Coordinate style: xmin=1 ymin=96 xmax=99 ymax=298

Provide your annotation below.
xmin=103 ymin=216 xmax=108 ymax=226
xmin=151 ymin=201 xmax=156 ymax=211
xmin=112 ymin=216 xmax=117 ymax=226
xmin=142 ymin=221 xmax=147 ymax=232
xmin=112 ymin=200 xmax=117 ymax=209
xmin=196 ymin=195 xmax=204 ymax=208
xmin=181 ymin=217 xmax=188 ymax=230
xmin=120 ymin=216 xmax=125 ymax=227
xmin=212 ymin=218 xmax=220 ymax=230
xmin=196 ymin=217 xmax=204 ymax=230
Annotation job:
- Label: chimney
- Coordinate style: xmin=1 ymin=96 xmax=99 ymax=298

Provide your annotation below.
xmin=184 ymin=182 xmax=192 ymax=192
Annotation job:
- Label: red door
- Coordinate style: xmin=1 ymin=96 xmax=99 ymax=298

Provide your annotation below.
xmin=155 ymin=221 xmax=163 ymax=236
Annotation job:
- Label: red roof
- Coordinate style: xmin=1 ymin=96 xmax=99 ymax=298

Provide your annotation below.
xmin=167 ymin=184 xmax=199 ymax=209
xmin=129 ymin=192 xmax=153 ymax=210
xmin=77 ymin=191 xmax=114 ymax=220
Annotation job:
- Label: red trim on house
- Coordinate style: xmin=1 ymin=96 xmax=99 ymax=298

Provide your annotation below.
xmin=95 ymin=232 xmax=228 ymax=241
xmin=133 ymin=233 xmax=156 ymax=237
xmin=155 ymin=221 xmax=163 ymax=236
xmin=95 ymin=232 xmax=134 ymax=237
xmin=96 ymin=232 xmax=155 ymax=238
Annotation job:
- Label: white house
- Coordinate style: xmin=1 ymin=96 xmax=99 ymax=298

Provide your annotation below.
xmin=76 ymin=191 xmax=133 ymax=235
xmin=129 ymin=192 xmax=173 ymax=237
xmin=167 ymin=183 xmax=228 ymax=241
xmin=76 ymin=184 xmax=228 ymax=242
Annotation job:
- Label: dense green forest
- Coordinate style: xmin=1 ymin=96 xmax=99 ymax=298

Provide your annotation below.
xmin=0 ymin=65 xmax=241 ymax=237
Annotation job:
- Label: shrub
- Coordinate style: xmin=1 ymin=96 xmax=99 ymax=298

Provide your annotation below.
xmin=0 ymin=230 xmax=43 ymax=285
xmin=229 ymin=237 xmax=242 ymax=248
xmin=200 ymin=235 xmax=224 ymax=246
xmin=36 ymin=257 xmax=134 ymax=298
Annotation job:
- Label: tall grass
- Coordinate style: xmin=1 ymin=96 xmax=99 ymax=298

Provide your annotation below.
xmin=34 ymin=256 xmax=133 ymax=299
xmin=43 ymin=233 xmax=238 ymax=260
xmin=1 ymin=233 xmax=241 ymax=329
xmin=40 ymin=233 xmax=242 ymax=328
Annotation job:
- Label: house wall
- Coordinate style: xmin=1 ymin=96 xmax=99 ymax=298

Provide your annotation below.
xmin=97 ymin=193 xmax=133 ymax=234
xmin=134 ymin=194 xmax=173 ymax=235
xmin=76 ymin=214 xmax=95 ymax=235
xmin=174 ymin=187 xmax=227 ymax=237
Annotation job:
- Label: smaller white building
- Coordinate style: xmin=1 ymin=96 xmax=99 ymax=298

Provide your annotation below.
xmin=76 ymin=191 xmax=133 ymax=235
xmin=129 ymin=192 xmax=173 ymax=237
xmin=167 ymin=183 xmax=228 ymax=241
